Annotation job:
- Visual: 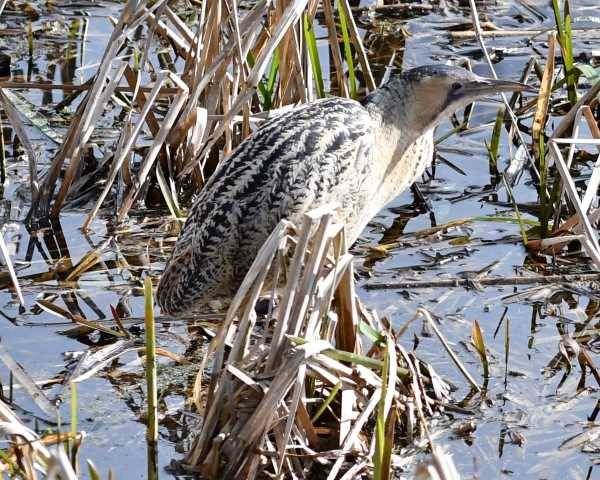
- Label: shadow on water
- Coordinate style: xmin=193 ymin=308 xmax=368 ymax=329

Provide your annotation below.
xmin=0 ymin=0 xmax=600 ymax=477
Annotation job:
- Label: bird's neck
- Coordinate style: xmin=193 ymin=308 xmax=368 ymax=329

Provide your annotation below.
xmin=361 ymin=81 xmax=437 ymax=209
xmin=362 ymin=81 xmax=427 ymax=154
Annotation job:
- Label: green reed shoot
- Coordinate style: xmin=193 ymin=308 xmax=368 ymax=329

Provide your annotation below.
xmin=501 ymin=174 xmax=529 ymax=245
xmin=374 ymin=336 xmax=396 ymax=480
xmin=303 ymin=12 xmax=325 ymax=98
xmin=538 ymin=135 xmax=550 ymax=236
xmin=0 ymin=116 xmax=6 ymax=185
xmin=471 ymin=320 xmax=489 ymax=379
xmin=0 ymin=449 xmax=19 ymax=476
xmin=380 ymin=408 xmax=396 ymax=480
xmin=27 ymin=22 xmax=33 ymax=58
xmin=66 ymin=19 xmax=80 ymax=62
xmin=504 ymin=313 xmax=510 ymax=389
xmin=552 ymin=0 xmax=577 ymax=106
xmin=289 ymin=335 xmax=410 ymax=377
xmin=248 ymin=50 xmax=280 ymax=110
xmin=359 ymin=319 xmax=385 ymax=344
xmin=310 ymin=381 xmax=341 ymax=423
xmin=486 ymin=107 xmax=504 ymax=177
xmin=87 ymin=460 xmax=101 ymax=480
xmin=133 ymin=48 xmax=141 ymax=71
xmin=156 ymin=163 xmax=184 ymax=220
xmin=144 ymin=276 xmax=158 ymax=480
xmin=337 ymin=2 xmax=356 ymax=99
xmin=373 ymin=342 xmax=388 ymax=480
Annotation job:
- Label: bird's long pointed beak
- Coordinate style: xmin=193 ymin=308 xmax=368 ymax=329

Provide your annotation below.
xmin=469 ymin=77 xmax=536 ymax=95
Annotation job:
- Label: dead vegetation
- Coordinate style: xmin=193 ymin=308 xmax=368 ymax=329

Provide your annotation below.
xmin=177 ymin=207 xmax=466 ymax=479
xmin=1 ymin=0 xmax=600 ymax=478
xmin=0 ymin=0 xmax=376 ymax=227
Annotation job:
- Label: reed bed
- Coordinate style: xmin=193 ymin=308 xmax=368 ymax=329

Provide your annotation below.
xmin=12 ymin=0 xmax=373 ymax=226
xmin=182 ymin=207 xmax=465 ymax=479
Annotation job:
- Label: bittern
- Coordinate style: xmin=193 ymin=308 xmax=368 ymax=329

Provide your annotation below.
xmin=157 ymin=65 xmax=531 ymax=315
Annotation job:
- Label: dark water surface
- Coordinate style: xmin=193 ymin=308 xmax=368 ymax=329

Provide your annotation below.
xmin=1 ymin=0 xmax=600 ymax=478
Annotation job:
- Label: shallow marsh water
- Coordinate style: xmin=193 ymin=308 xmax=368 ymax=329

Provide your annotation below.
xmin=1 ymin=0 xmax=600 ymax=478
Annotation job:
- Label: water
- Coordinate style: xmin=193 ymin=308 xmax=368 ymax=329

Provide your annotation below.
xmin=1 ymin=0 xmax=600 ymax=477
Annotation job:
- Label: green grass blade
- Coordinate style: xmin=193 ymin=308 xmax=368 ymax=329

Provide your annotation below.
xmin=373 ymin=343 xmax=389 ymax=479
xmin=303 ymin=13 xmax=325 ymax=98
xmin=552 ymin=0 xmax=577 ymax=105
xmin=501 ymin=174 xmax=529 ymax=245
xmin=310 ymin=381 xmax=342 ymax=423
xmin=144 ymin=277 xmax=158 ymax=480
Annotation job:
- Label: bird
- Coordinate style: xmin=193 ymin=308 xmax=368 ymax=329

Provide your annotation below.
xmin=157 ymin=64 xmax=531 ymax=315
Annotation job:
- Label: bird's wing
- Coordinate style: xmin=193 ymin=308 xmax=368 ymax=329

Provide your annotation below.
xmin=158 ymin=98 xmax=375 ymax=313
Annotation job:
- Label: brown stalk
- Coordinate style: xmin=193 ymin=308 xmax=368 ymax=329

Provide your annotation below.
xmin=321 ymin=0 xmax=348 ymax=97
xmin=50 ymin=62 xmax=128 ymax=218
xmin=532 ymin=33 xmax=555 ymax=160
xmin=116 ymin=72 xmax=189 ymax=221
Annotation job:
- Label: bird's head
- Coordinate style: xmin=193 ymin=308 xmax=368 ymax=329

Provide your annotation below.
xmin=381 ymin=64 xmax=534 ymax=133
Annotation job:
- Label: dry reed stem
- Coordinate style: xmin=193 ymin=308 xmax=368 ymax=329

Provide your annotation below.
xmin=0 ymin=398 xmax=52 ymax=471
xmin=552 ymin=106 xmax=600 ymax=234
xmin=0 ymin=90 xmax=40 ymax=205
xmin=0 ymin=343 xmax=56 ymax=416
xmin=183 ymin=208 xmax=464 ymax=479
xmin=531 ymin=33 xmax=554 ymax=160
xmin=548 ymin=140 xmax=600 ymax=267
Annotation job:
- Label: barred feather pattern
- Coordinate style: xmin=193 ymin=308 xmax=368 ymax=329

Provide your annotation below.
xmin=156 ymin=64 xmax=528 ymax=314
xmin=157 ymin=98 xmax=395 ymax=314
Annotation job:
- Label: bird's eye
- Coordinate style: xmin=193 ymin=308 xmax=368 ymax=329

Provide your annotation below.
xmin=451 ymin=82 xmax=462 ymax=91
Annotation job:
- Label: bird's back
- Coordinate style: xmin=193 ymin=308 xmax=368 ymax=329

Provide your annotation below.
xmin=157 ymin=97 xmax=376 ymax=314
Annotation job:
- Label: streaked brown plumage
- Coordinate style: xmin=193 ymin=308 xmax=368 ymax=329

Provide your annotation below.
xmin=157 ymin=65 xmax=531 ymax=315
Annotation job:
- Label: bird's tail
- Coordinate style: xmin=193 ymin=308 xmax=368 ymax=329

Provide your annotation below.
xmin=156 ymin=244 xmax=196 ymax=315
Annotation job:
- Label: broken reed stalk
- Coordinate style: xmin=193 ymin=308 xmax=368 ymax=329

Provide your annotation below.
xmin=184 ymin=207 xmax=460 ymax=479
xmin=532 ymin=33 xmax=555 ymax=237
xmin=144 ymin=277 xmax=158 ymax=480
